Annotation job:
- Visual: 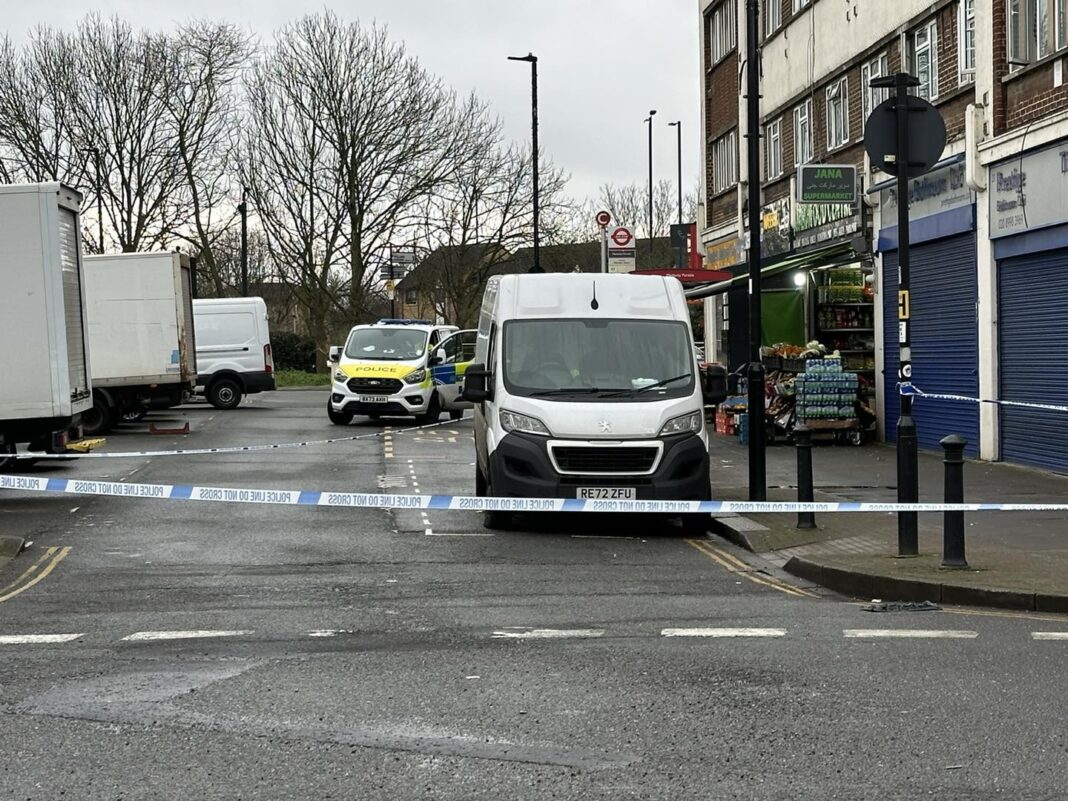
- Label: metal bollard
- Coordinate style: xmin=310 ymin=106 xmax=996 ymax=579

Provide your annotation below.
xmin=940 ymin=434 xmax=968 ymax=568
xmin=796 ymin=425 xmax=816 ymax=529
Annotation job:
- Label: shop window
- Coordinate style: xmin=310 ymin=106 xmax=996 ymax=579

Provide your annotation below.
xmin=765 ymin=117 xmax=783 ymax=180
xmin=709 ymin=0 xmax=737 ymax=65
xmin=793 ymin=100 xmax=812 ymax=166
xmin=713 ymin=130 xmax=738 ymax=193
xmin=861 ymin=53 xmax=890 ymax=125
xmin=959 ymin=0 xmax=976 ymax=82
xmin=907 ymin=21 xmax=939 ymax=102
xmin=826 ymin=78 xmax=850 ymax=150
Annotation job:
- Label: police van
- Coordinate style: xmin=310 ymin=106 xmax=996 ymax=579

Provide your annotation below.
xmin=328 ymin=320 xmax=476 ymax=424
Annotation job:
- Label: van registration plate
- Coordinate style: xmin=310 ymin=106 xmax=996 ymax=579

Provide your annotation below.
xmin=357 ymin=395 xmax=387 ymax=403
xmin=576 ymin=487 xmax=636 ymax=501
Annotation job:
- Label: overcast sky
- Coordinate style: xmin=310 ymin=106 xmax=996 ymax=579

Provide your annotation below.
xmin=6 ymin=0 xmax=701 ymax=208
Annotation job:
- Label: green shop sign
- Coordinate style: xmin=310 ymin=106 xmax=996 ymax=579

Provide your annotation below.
xmin=798 ymin=164 xmax=857 ymax=204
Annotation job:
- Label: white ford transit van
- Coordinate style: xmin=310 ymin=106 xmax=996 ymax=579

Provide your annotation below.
xmin=193 ymin=298 xmax=275 ymax=409
xmin=462 ymin=273 xmax=726 ymax=531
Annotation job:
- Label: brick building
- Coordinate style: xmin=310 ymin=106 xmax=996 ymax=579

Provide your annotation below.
xmin=698 ymin=0 xmax=1068 ymax=473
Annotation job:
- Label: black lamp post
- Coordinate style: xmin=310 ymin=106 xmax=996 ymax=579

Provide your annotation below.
xmin=668 ymin=120 xmax=684 ymax=268
xmin=645 ymin=110 xmax=657 ymax=263
xmin=238 ymin=187 xmax=249 ymax=297
xmin=507 ymin=53 xmax=541 ymax=273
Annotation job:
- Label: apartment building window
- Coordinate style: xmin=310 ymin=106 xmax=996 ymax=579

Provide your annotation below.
xmin=405 ymin=289 xmax=417 ymax=306
xmin=765 ymin=118 xmax=783 ymax=179
xmin=793 ymin=100 xmax=812 ymax=166
xmin=861 ymin=53 xmax=890 ymax=124
xmin=908 ymin=21 xmax=939 ymax=101
xmin=959 ymin=0 xmax=976 ymax=81
xmin=710 ymin=0 xmax=737 ymax=65
xmin=713 ymin=130 xmax=738 ymax=193
xmin=766 ymin=0 xmax=781 ymax=36
xmin=1009 ymin=0 xmax=1068 ymax=65
xmin=793 ymin=0 xmax=811 ymax=11
xmin=826 ymin=79 xmax=850 ymax=150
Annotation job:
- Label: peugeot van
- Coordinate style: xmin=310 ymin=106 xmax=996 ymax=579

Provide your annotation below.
xmin=462 ymin=273 xmax=726 ymax=531
xmin=329 ymin=320 xmax=477 ymax=424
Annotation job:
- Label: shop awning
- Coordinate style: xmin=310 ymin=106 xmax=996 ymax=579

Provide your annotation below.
xmin=684 ymin=241 xmax=856 ymax=300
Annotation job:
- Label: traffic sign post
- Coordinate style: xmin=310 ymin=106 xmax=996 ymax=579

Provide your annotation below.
xmin=596 ymin=210 xmax=612 ymax=272
xmin=607 ymin=226 xmax=636 ymax=273
xmin=866 ymin=72 xmax=946 ymax=558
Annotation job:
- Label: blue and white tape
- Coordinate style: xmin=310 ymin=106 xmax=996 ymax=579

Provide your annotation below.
xmin=3 ymin=474 xmax=1067 ymax=513
xmin=901 ymin=384 xmax=1068 ymax=414
xmin=11 ymin=416 xmax=462 ymax=460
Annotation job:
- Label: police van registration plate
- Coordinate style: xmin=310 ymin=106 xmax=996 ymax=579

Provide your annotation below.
xmin=576 ymin=487 xmax=636 ymax=501
xmin=357 ymin=395 xmax=387 ymax=403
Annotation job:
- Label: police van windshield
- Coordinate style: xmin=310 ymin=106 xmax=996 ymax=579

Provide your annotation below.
xmin=345 ymin=328 xmax=428 ymax=361
xmin=502 ymin=318 xmax=695 ymax=400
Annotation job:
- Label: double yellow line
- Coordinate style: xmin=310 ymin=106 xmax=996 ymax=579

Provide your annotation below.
xmin=0 ymin=546 xmax=71 ymax=604
xmin=686 ymin=539 xmax=820 ymax=599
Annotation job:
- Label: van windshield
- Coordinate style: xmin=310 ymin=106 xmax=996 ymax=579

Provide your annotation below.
xmin=502 ymin=318 xmax=695 ymax=400
xmin=345 ymin=328 xmax=427 ymax=361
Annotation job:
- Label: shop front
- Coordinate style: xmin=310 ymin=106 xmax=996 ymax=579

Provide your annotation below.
xmin=990 ymin=142 xmax=1068 ymax=473
xmin=876 ymin=158 xmax=979 ymax=457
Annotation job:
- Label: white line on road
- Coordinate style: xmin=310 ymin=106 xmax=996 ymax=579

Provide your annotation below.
xmin=660 ymin=628 xmax=787 ymax=638
xmin=121 ymin=630 xmax=253 ymax=642
xmin=492 ymin=628 xmax=605 ymax=639
xmin=1032 ymin=632 xmax=1068 ymax=640
xmin=0 ymin=633 xmax=84 ymax=644
xmin=308 ymin=629 xmax=353 ymax=638
xmin=843 ymin=629 xmax=979 ymax=639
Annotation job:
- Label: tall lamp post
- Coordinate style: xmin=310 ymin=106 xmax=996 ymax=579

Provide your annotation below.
xmin=238 ymin=187 xmax=249 ymax=297
xmin=644 ymin=110 xmax=657 ymax=265
xmin=668 ymin=120 xmax=683 ymax=267
xmin=507 ymin=53 xmax=541 ymax=273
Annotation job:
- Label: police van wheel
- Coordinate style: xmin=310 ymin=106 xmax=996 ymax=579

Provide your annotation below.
xmin=418 ymin=392 xmax=442 ymax=424
xmin=327 ymin=399 xmax=353 ymax=426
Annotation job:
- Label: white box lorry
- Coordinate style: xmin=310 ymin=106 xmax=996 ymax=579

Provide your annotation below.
xmin=0 ymin=183 xmax=93 ymax=468
xmin=81 ymin=252 xmax=197 ymax=434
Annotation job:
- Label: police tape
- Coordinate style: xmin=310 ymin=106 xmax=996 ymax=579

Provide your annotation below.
xmin=11 ymin=415 xmax=464 ymax=460
xmin=3 ymin=473 xmax=1067 ymax=514
xmin=901 ymin=384 xmax=1068 ymax=414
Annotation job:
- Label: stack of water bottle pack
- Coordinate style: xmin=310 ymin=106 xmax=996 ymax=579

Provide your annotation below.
xmin=795 ymin=357 xmax=858 ymax=422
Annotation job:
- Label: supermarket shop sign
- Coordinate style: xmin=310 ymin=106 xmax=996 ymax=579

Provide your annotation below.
xmin=990 ymin=142 xmax=1068 ymax=238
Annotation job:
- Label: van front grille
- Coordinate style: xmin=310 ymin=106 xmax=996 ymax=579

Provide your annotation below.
xmin=347 ymin=377 xmax=403 ymax=394
xmin=551 ymin=446 xmax=659 ymax=474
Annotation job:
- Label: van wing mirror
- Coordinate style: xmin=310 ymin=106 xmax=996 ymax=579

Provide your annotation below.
xmin=462 ymin=363 xmax=491 ymax=403
xmin=328 ymin=345 xmax=342 ymax=363
xmin=430 ymin=348 xmax=446 ymax=366
xmin=702 ymin=364 xmax=728 ymax=406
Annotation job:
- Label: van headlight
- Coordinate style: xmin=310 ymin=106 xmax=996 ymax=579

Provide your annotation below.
xmin=333 ymin=369 xmax=347 ymax=382
xmin=500 ymin=409 xmax=552 ymax=436
xmin=659 ymin=410 xmax=703 ymax=436
xmin=403 ymin=367 xmax=428 ymax=385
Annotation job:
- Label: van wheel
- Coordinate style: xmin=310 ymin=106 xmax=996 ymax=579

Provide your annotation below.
xmin=680 ymin=514 xmax=709 ymax=537
xmin=449 ymin=409 xmax=464 ymax=421
xmin=82 ymin=396 xmax=114 ymax=436
xmin=481 ymin=471 xmax=512 ymax=530
xmin=328 ymin=399 xmax=353 ymax=426
xmin=418 ymin=392 xmax=442 ymax=424
xmin=208 ymin=378 xmax=242 ymax=410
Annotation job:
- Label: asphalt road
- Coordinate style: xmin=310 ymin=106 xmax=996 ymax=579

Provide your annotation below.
xmin=1 ymin=391 xmax=1067 ymax=800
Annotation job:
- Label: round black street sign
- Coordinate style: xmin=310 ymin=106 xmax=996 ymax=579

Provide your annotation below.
xmin=864 ymin=95 xmax=946 ymax=178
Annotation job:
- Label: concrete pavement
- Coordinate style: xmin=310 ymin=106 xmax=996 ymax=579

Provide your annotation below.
xmin=709 ymin=433 xmax=1068 ymax=609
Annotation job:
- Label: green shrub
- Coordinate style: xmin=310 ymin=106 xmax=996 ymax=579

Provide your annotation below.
xmin=272 ymin=331 xmax=317 ymax=372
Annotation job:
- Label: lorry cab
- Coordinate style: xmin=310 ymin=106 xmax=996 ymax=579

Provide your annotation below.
xmin=461 ymin=273 xmax=726 ymax=531
xmin=328 ymin=319 xmax=476 ymax=425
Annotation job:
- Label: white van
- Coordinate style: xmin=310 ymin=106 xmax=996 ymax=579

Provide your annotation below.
xmin=328 ymin=320 xmax=477 ymax=424
xmin=461 ymin=273 xmax=726 ymax=531
xmin=193 ymin=298 xmax=275 ymax=409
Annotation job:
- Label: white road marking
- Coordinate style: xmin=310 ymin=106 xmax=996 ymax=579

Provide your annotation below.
xmin=843 ymin=629 xmax=978 ymax=639
xmin=660 ymin=627 xmax=787 ymax=638
xmin=492 ymin=628 xmax=605 ymax=639
xmin=0 ymin=633 xmax=83 ymax=644
xmin=122 ymin=630 xmax=253 ymax=642
xmin=1032 ymin=632 xmax=1068 ymax=640
xmin=426 ymin=530 xmax=495 ymax=537
xmin=308 ymin=629 xmax=353 ymax=638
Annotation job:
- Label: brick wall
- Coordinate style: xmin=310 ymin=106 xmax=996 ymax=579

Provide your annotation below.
xmin=992 ymin=0 xmax=1009 ymax=133
xmin=1005 ymin=63 xmax=1068 ymax=130
xmin=703 ymin=0 xmax=740 ymax=221
xmin=710 ymin=191 xmax=737 ymax=228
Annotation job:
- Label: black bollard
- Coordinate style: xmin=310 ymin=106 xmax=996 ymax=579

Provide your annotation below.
xmin=796 ymin=424 xmax=816 ymax=530
xmin=940 ymin=434 xmax=968 ymax=568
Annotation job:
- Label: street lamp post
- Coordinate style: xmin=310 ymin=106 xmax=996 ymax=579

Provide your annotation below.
xmin=669 ymin=120 xmax=683 ymax=268
xmin=507 ymin=53 xmax=541 ymax=273
xmin=645 ymin=110 xmax=657 ymax=265
xmin=238 ymin=187 xmax=249 ymax=297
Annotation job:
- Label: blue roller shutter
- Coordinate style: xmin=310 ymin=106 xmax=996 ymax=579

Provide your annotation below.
xmin=882 ymin=233 xmax=979 ymax=456
xmin=998 ymin=249 xmax=1068 ymax=473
